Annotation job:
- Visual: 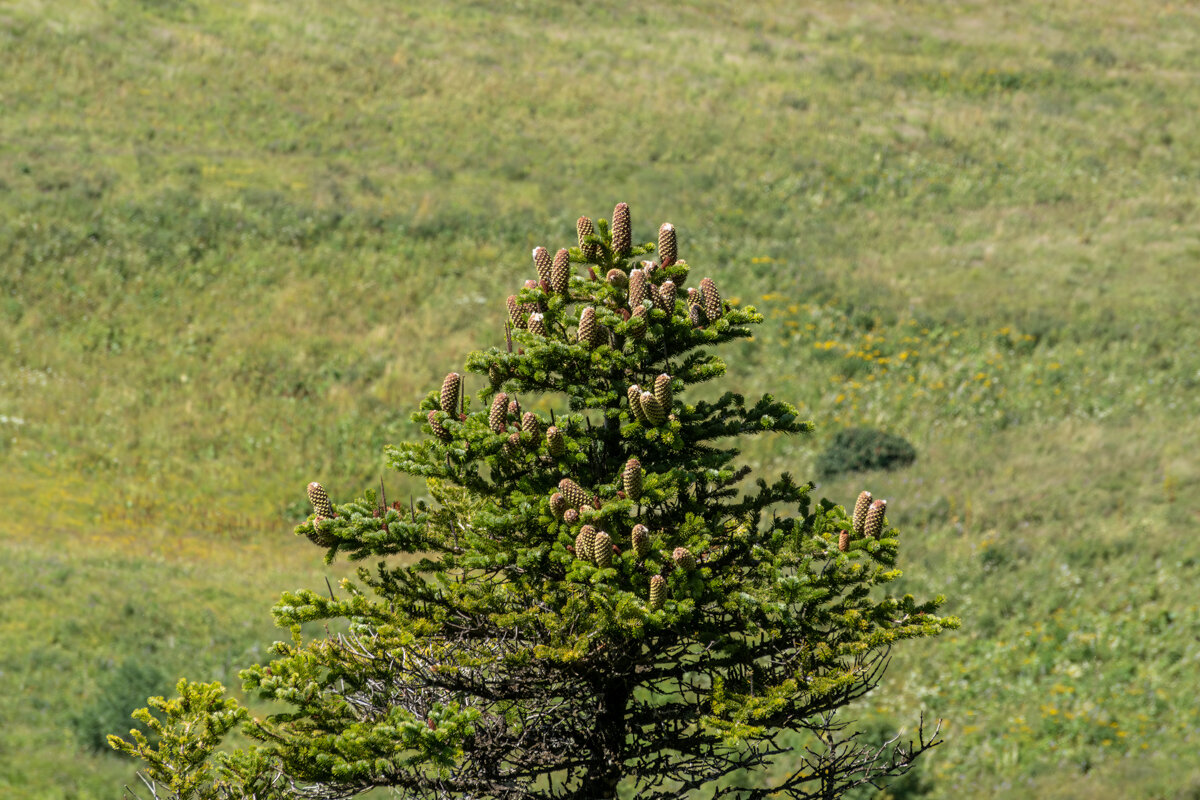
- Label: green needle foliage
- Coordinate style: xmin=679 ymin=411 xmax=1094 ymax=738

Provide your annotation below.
xmin=111 ymin=205 xmax=957 ymax=799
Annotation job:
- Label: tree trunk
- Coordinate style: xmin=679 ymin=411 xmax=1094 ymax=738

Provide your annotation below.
xmin=580 ymin=680 xmax=629 ymax=799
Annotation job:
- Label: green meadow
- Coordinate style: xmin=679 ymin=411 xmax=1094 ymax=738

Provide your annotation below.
xmin=2 ymin=1 xmax=1198 ymax=796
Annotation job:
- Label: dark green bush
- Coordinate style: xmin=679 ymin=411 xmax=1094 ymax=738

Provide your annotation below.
xmin=71 ymin=660 xmax=167 ymax=754
xmin=817 ymin=427 xmax=917 ymax=478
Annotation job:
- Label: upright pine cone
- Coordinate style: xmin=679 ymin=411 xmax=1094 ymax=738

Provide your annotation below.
xmin=611 ymin=202 xmax=631 ymax=256
xmin=428 ymin=410 xmax=451 ymax=441
xmin=546 ymin=426 xmax=566 ymax=456
xmin=521 ymin=411 xmax=540 ymax=438
xmin=865 ymin=499 xmax=888 ymax=540
xmin=503 ymin=432 xmax=522 ymax=460
xmin=688 ymin=304 xmax=705 ymax=328
xmin=853 ymin=491 xmax=873 ymax=536
xmin=627 ymin=385 xmax=646 ymax=422
xmin=489 ymin=392 xmax=509 ymax=434
xmin=507 ymin=295 xmax=527 ymax=329
xmin=838 ymin=529 xmax=850 ymax=553
xmin=651 ymin=283 xmax=671 ymax=313
xmin=629 ymin=268 xmax=648 ymax=308
xmin=507 ymin=398 xmax=521 ymax=421
xmin=307 ymin=482 xmax=334 ymax=519
xmin=606 ymin=268 xmax=628 ymax=289
xmin=532 ymin=246 xmax=552 ymax=284
xmin=576 ymin=524 xmax=598 ymax=563
xmin=563 ymin=508 xmax=579 ymax=524
xmin=658 ymin=223 xmax=677 ymax=267
xmin=558 ymin=478 xmax=589 ymax=508
xmin=550 ymin=248 xmax=570 ymax=294
xmin=528 ymin=312 xmax=547 ymax=337
xmin=623 ymin=457 xmax=643 ymax=501
xmin=549 ymin=492 xmax=567 ymax=520
xmin=672 ymin=546 xmax=695 ymax=571
xmin=593 ymin=531 xmax=613 ymax=568
xmin=658 ymin=280 xmax=677 ymax=313
xmin=579 ymin=307 xmax=598 ymax=348
xmin=439 ymin=372 xmax=461 ymax=415
xmin=654 ymin=373 xmax=673 ymax=411
xmin=649 ymin=574 xmax=667 ymax=610
xmin=628 ymin=305 xmax=648 ymax=339
xmin=488 ymin=362 xmax=506 ymax=389
xmin=640 ymin=391 xmax=666 ymax=425
xmin=631 ymin=524 xmax=650 ymax=559
xmin=700 ymin=276 xmax=723 ymax=321
xmin=577 ymin=216 xmax=600 ymax=261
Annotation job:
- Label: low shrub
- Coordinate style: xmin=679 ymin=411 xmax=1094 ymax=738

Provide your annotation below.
xmin=817 ymin=427 xmax=917 ymax=477
xmin=71 ymin=660 xmax=166 ymax=754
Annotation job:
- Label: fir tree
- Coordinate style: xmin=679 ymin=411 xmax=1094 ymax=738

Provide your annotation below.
xmin=112 ymin=204 xmax=958 ymax=799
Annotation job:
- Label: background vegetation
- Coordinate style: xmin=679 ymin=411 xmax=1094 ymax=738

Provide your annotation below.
xmin=1 ymin=1 xmax=1197 ymax=797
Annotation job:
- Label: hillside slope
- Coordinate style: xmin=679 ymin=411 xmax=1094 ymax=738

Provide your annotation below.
xmin=2 ymin=2 xmax=1198 ymax=796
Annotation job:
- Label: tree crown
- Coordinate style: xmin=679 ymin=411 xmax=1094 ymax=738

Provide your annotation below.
xmin=113 ymin=204 xmax=957 ymax=800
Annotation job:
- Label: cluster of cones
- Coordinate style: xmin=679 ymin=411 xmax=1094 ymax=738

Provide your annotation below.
xmin=508 ymin=204 xmax=723 ymax=610
xmin=430 ymin=372 xmax=574 ymax=464
xmin=628 ymin=374 xmax=672 ymax=427
xmin=550 ymin=458 xmax=691 ymax=612
xmin=839 ymin=490 xmax=889 ymax=552
xmin=504 ymin=203 xmax=728 ymax=349
xmin=306 ymin=206 xmax=743 ymax=612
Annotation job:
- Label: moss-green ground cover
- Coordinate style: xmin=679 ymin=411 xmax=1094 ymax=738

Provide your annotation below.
xmin=2 ymin=1 xmax=1198 ymax=796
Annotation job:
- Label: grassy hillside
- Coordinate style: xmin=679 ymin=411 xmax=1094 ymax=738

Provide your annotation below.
xmin=2 ymin=1 xmax=1198 ymax=796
